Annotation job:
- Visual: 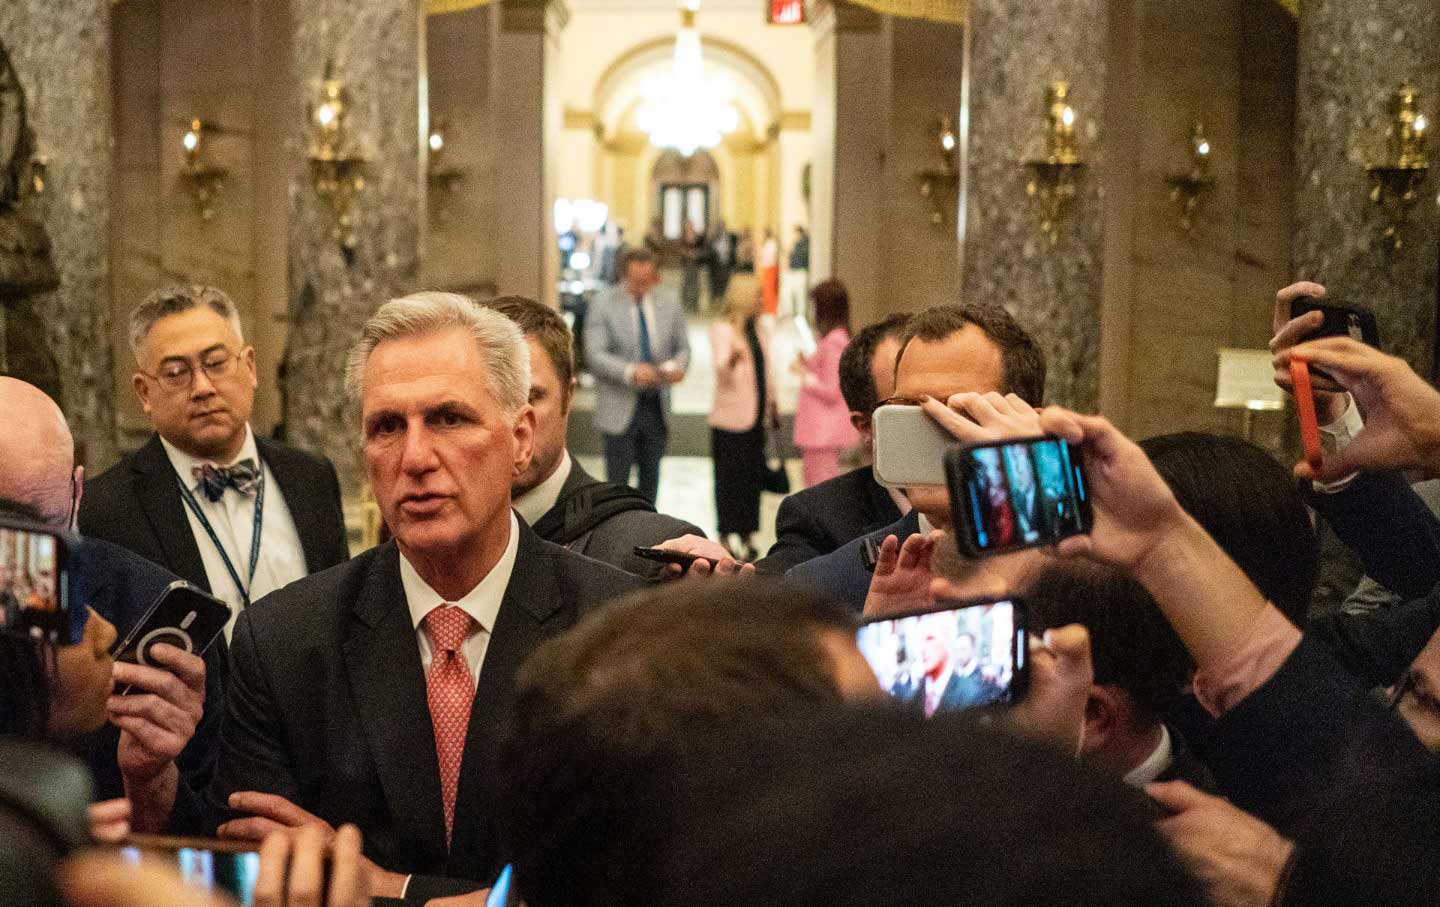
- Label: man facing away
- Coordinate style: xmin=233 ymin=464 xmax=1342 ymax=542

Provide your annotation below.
xmin=79 ymin=285 xmax=349 ymax=640
xmin=210 ymin=293 xmax=643 ymax=902
xmin=584 ymin=247 xmax=690 ymax=503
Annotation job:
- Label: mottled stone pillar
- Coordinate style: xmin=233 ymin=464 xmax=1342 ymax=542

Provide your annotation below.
xmin=1293 ymin=1 xmax=1440 ymax=378
xmin=281 ymin=1 xmax=424 ymax=493
xmin=0 ymin=0 xmax=117 ymax=467
xmin=962 ymin=0 xmax=1107 ymax=410
xmin=492 ymin=0 xmax=567 ymax=309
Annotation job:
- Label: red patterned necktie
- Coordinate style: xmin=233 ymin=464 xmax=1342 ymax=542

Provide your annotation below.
xmin=423 ymin=605 xmax=476 ymax=846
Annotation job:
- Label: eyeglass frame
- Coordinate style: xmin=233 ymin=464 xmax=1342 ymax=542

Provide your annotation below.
xmin=136 ymin=343 xmax=249 ymax=392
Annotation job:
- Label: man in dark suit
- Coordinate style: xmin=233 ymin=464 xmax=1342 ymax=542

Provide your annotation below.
xmin=0 ymin=377 xmax=218 ymax=835
xmin=756 ymin=314 xmax=910 ymax=574
xmin=79 ymin=286 xmax=349 ymax=641
xmin=484 ymin=296 xmax=702 ymax=580
xmin=211 ymin=293 xmax=645 ymax=902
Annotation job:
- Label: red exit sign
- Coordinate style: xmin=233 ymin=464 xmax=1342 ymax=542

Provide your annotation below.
xmin=768 ymin=0 xmax=805 ymax=25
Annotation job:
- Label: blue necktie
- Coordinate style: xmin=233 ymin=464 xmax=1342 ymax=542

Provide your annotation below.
xmin=635 ymin=300 xmax=654 ymax=363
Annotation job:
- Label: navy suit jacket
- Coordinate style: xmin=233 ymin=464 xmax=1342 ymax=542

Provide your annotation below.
xmin=786 ymin=511 xmax=921 ymax=613
xmin=65 ymin=537 xmax=225 ymax=834
xmin=755 ymin=465 xmax=903 ymax=575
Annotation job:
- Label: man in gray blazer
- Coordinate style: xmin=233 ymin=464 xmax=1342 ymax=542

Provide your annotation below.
xmin=583 ymin=247 xmax=690 ymax=503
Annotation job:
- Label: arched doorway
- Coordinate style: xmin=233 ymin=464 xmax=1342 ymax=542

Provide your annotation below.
xmin=651 ymin=149 xmax=720 ymax=245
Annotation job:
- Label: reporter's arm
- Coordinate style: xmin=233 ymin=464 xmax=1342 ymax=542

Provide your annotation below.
xmin=1309 ymin=470 xmax=1440 ymax=601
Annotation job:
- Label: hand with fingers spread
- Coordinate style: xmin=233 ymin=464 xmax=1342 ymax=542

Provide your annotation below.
xmin=863 ymin=531 xmax=944 ymax=618
xmin=1150 ymin=781 xmax=1293 ymax=907
xmin=1275 ymin=337 xmax=1440 ymax=483
xmin=254 ymin=823 xmax=372 ymax=907
xmin=109 ymin=642 xmax=206 ymax=832
xmin=1269 ymin=281 xmax=1350 ymax=423
xmin=922 ymin=391 xmax=1043 ymax=444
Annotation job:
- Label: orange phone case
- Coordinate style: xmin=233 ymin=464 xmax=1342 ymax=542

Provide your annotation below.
xmin=1290 ymin=358 xmax=1323 ymax=471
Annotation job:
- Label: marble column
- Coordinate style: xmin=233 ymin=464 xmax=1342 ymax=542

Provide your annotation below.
xmin=0 ymin=0 xmax=117 ymax=467
xmin=281 ymin=0 xmax=424 ymax=494
xmin=1293 ymin=0 xmax=1440 ymax=378
xmin=810 ymin=0 xmax=887 ymax=326
xmin=491 ymin=0 xmax=567 ymax=309
xmin=962 ymin=0 xmax=1107 ymax=410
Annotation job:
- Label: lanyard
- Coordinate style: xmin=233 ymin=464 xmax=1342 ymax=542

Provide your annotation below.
xmin=176 ymin=469 xmax=266 ymax=608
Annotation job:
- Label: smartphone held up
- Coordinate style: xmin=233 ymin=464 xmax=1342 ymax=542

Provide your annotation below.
xmin=945 ymin=436 xmax=1092 ymax=558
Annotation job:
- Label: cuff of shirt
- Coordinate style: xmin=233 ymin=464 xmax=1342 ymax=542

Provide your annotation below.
xmin=400 ymin=875 xmax=412 ymax=898
xmin=1191 ymin=603 xmax=1303 ymax=718
xmin=1312 ymin=394 xmax=1363 ymax=494
xmin=624 ymin=363 xmax=637 ymax=385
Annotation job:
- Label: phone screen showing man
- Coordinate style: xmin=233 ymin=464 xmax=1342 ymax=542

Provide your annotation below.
xmin=955 ymin=437 xmax=1088 ymax=555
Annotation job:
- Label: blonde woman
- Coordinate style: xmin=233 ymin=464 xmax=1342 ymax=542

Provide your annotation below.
xmin=708 ymin=274 xmax=779 ymax=559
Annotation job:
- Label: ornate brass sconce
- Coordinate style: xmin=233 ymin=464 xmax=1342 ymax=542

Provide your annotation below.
xmin=1164 ymin=123 xmax=1216 ymax=234
xmin=914 ymin=115 xmax=959 ymax=229
xmin=307 ymin=62 xmax=368 ymax=252
xmin=1365 ymin=84 xmax=1430 ymax=250
xmin=1024 ymin=82 xmax=1086 ymax=243
xmin=178 ymin=119 xmax=228 ymax=221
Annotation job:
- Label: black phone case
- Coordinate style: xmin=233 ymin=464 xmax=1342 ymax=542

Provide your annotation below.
xmin=631 ymin=546 xmax=701 ymax=568
xmin=112 ymin=580 xmax=230 ymax=669
xmin=944 ymin=437 xmax=1093 ymax=559
xmin=1289 ymin=296 xmax=1379 ymax=345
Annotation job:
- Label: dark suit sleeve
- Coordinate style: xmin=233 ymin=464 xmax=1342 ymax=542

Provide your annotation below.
xmin=208 ymin=609 xmax=303 ymax=823
xmin=756 ymin=494 xmax=827 ymax=575
xmin=1309 ymin=471 xmax=1440 ymax=600
xmin=164 ymin=640 xmax=227 ymax=833
xmin=322 ymin=457 xmax=351 ymax=568
xmin=1309 ymin=580 xmax=1440 ymax=688
xmin=1204 ymin=634 xmax=1430 ymax=835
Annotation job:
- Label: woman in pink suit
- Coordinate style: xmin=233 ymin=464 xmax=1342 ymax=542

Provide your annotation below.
xmin=793 ymin=279 xmax=859 ymax=487
xmin=709 ymin=274 xmax=778 ymax=559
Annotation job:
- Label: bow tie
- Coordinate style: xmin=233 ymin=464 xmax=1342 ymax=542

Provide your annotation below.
xmin=193 ymin=459 xmax=260 ymax=502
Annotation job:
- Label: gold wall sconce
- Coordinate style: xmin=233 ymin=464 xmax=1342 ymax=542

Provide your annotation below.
xmin=307 ymin=62 xmax=368 ymax=252
xmin=1164 ymin=123 xmax=1216 ymax=234
xmin=914 ymin=114 xmax=959 ymax=229
xmin=179 ymin=119 xmax=228 ymax=221
xmin=427 ymin=121 xmax=465 ymax=195
xmin=1024 ymin=82 xmax=1086 ymax=243
xmin=1365 ymin=84 xmax=1430 ymax=250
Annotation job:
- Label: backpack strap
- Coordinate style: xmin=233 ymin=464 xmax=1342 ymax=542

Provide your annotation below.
xmin=532 ymin=480 xmax=657 ymax=547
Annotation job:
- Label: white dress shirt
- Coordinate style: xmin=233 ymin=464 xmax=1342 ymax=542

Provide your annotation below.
xmin=400 ymin=511 xmax=520 ymax=689
xmin=513 ymin=451 xmax=572 ymax=527
xmin=161 ymin=426 xmax=307 ymax=641
xmin=621 ymin=292 xmax=686 ymax=384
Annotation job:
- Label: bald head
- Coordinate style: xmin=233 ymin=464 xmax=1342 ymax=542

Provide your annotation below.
xmin=0 ymin=378 xmax=76 ymax=530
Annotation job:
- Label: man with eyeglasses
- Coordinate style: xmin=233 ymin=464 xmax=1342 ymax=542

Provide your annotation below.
xmin=80 ymin=285 xmax=349 ymax=642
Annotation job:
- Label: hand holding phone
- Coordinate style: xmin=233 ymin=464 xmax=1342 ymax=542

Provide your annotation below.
xmin=632 ymin=546 xmax=704 ymax=570
xmin=111 ymin=581 xmax=229 ymax=679
xmin=945 ymin=435 xmax=1092 ymax=558
xmin=0 ymin=518 xmax=77 ymax=645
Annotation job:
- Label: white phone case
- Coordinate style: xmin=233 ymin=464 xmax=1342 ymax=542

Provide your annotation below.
xmin=871 ymin=404 xmax=954 ymax=488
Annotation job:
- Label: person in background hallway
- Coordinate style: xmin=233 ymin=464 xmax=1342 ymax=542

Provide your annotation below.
xmin=79 ymin=285 xmax=349 ymax=642
xmin=788 ymin=225 xmax=810 ymax=274
xmin=708 ymin=274 xmax=778 ymax=561
xmin=585 ymin=247 xmax=690 ymax=504
xmin=793 ymin=279 xmax=859 ymax=488
xmin=680 ymin=222 xmax=703 ymax=313
xmin=758 ymin=227 xmax=780 ymax=315
xmin=705 ymin=219 xmax=734 ymax=302
xmin=736 ymin=227 xmax=755 ymax=273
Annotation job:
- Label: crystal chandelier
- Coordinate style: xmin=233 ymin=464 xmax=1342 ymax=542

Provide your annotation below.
xmin=636 ymin=0 xmax=739 ymax=157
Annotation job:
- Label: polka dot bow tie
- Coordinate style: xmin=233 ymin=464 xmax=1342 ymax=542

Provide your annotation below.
xmin=193 ymin=459 xmax=260 ymax=502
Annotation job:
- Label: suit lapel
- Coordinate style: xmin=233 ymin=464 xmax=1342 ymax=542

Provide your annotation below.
xmin=131 ymin=435 xmax=211 ymax=591
xmin=341 ymin=544 xmax=448 ymax=867
xmin=257 ymin=437 xmax=329 ymax=574
xmin=447 ymin=525 xmax=567 ymax=876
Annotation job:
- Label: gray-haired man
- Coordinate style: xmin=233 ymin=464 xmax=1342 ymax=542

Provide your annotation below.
xmin=79 ymin=285 xmax=349 ymax=639
xmin=209 ymin=292 xmax=644 ymax=901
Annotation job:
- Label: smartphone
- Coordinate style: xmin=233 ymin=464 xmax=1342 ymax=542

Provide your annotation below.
xmin=114 ymin=836 xmax=277 ymax=905
xmin=632 ymin=546 xmax=704 ymax=569
xmin=856 ymin=598 xmax=1029 ymax=714
xmin=1290 ymin=359 xmax=1324 ymax=471
xmin=944 ymin=435 xmax=1092 ymax=557
xmin=872 ymin=404 xmax=954 ymax=488
xmin=0 ymin=518 xmax=72 ymax=645
xmin=111 ymin=581 xmax=230 ymax=681
xmin=1289 ymin=296 xmax=1379 ymax=346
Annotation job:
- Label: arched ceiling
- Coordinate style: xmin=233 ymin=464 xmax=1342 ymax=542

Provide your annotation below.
xmin=593 ymin=35 xmax=782 ymax=142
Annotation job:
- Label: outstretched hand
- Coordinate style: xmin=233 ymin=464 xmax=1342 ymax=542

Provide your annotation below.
xmin=863 ymin=532 xmax=943 ymax=618
xmin=1269 ymin=280 xmax=1350 ymax=422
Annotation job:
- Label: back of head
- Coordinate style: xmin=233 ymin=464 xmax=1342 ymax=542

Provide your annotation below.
xmin=810 ymin=279 xmax=851 ymax=336
xmin=1027 ymin=559 xmax=1191 ymax=718
xmin=0 ymin=379 xmax=75 ymax=531
xmin=839 ymin=313 xmax=910 ymax=415
xmin=653 ymin=707 xmax=1207 ymax=907
xmin=898 ymin=303 xmax=1046 ymax=405
xmin=499 ymin=579 xmax=857 ymax=907
xmin=1140 ymin=432 xmax=1317 ymax=625
xmin=482 ymin=295 xmax=575 ymax=402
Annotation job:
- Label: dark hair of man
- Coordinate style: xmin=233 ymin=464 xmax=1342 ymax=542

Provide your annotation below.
xmin=896 ymin=303 xmax=1047 ymax=406
xmin=838 ymin=313 xmax=910 ymax=415
xmin=483 ymin=296 xmax=575 ymax=408
xmin=810 ymin=278 xmax=852 ymax=337
xmin=1140 ymin=432 xmax=1318 ymax=626
xmin=618 ymin=245 xmax=655 ymax=276
xmin=497 ymin=579 xmax=857 ymax=907
xmin=648 ymin=707 xmax=1208 ymax=907
xmin=1027 ymin=560 xmax=1191 ymax=718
